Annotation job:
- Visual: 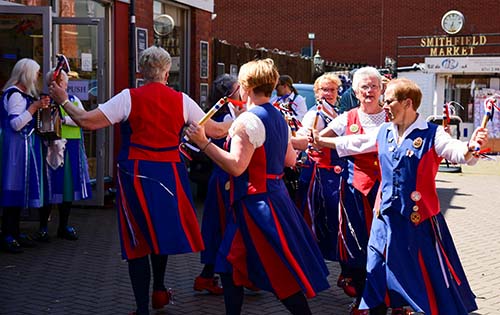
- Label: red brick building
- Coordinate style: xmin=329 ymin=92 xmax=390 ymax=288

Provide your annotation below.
xmin=212 ymin=0 xmax=500 ymax=67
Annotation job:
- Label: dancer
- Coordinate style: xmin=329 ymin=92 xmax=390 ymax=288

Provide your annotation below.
xmin=186 ymin=58 xmax=329 ymax=315
xmin=50 ymin=45 xmax=230 ymax=315
xmin=314 ymin=78 xmax=483 ymax=315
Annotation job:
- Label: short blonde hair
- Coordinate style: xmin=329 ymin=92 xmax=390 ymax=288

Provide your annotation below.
xmin=238 ymin=58 xmax=279 ymax=97
xmin=138 ymin=46 xmax=171 ymax=82
xmin=313 ymin=72 xmax=342 ymax=95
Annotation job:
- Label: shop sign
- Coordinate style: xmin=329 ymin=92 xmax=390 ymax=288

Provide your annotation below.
xmin=424 ymin=57 xmax=500 ymax=73
xmin=420 ymin=35 xmax=487 ymax=57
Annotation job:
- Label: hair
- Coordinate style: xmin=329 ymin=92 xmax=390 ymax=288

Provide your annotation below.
xmin=238 ymin=58 xmax=279 ymax=97
xmin=138 ymin=45 xmax=171 ymax=82
xmin=387 ymin=78 xmax=422 ymax=110
xmin=313 ymin=72 xmax=342 ymax=95
xmin=210 ymin=73 xmax=238 ymax=104
xmin=278 ymin=74 xmax=298 ymax=95
xmin=2 ymin=58 xmax=41 ymax=98
xmin=46 ymin=69 xmax=68 ymax=85
xmin=352 ymin=66 xmax=382 ymax=93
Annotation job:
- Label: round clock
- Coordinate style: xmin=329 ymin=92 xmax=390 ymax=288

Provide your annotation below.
xmin=441 ymin=10 xmax=464 ymax=35
xmin=153 ymin=14 xmax=175 ymax=37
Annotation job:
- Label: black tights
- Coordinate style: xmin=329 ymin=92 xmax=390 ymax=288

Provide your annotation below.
xmin=220 ymin=273 xmax=311 ymax=315
xmin=128 ymin=254 xmax=168 ymax=315
xmin=200 ymin=263 xmax=215 ymax=278
xmin=38 ymin=202 xmax=72 ymax=230
xmin=1 ymin=207 xmax=21 ymax=237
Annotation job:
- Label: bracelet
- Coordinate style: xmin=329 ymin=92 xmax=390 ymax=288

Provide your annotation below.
xmin=60 ymin=99 xmax=70 ymax=107
xmin=201 ymin=139 xmax=212 ymax=152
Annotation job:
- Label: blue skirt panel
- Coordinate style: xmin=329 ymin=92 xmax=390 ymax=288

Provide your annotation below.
xmin=200 ymin=166 xmax=230 ymax=265
xmin=116 ymin=159 xmax=204 ymax=260
xmin=216 ymin=182 xmax=330 ymax=299
xmin=1 ymin=128 xmax=44 ymax=208
xmin=46 ymin=138 xmax=92 ymax=204
xmin=361 ymin=210 xmax=477 ymax=314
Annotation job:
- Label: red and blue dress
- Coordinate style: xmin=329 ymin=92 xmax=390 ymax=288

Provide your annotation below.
xmin=216 ymin=103 xmax=330 ymax=299
xmin=359 ymin=118 xmax=477 ymax=314
xmin=297 ymin=103 xmax=346 ymax=261
xmin=114 ymin=83 xmax=204 ymax=260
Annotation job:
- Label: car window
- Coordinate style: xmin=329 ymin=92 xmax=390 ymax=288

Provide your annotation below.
xmin=295 ymin=84 xmax=316 ymax=109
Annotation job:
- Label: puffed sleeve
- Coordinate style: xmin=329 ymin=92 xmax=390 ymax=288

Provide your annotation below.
xmin=229 ymin=111 xmax=266 ymax=148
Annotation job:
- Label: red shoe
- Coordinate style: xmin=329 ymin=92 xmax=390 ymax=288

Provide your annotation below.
xmin=152 ymin=289 xmax=170 ymax=310
xmin=337 ymin=274 xmax=358 ymax=297
xmin=193 ymin=276 xmax=223 ymax=295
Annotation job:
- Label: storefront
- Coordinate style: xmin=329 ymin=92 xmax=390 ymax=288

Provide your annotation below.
xmin=397 ymin=12 xmax=500 ymax=151
xmin=1 ymin=0 xmax=214 ymax=205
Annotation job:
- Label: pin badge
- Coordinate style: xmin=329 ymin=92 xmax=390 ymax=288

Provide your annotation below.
xmin=410 ymin=191 xmax=421 ymax=202
xmin=412 ymin=205 xmax=419 ymax=212
xmin=225 ymin=181 xmax=231 ymax=191
xmin=406 ymin=149 xmax=414 ymax=157
xmin=410 ymin=212 xmax=421 ymax=224
xmin=349 ymin=124 xmax=359 ymax=133
xmin=334 ymin=165 xmax=342 ymax=174
xmin=413 ymin=137 xmax=423 ymax=149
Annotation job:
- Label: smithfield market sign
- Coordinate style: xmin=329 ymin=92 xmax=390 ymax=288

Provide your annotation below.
xmin=397 ymin=33 xmax=500 ymax=64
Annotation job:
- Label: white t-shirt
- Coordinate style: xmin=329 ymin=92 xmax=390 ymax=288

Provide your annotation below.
xmin=98 ymin=89 xmax=206 ymax=125
xmin=271 ymin=92 xmax=307 ymax=122
xmin=333 ymin=114 xmax=476 ymax=165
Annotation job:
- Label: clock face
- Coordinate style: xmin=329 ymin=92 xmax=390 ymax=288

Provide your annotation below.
xmin=441 ymin=10 xmax=464 ymax=34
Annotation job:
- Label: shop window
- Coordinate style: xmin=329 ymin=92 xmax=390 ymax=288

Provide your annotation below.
xmin=154 ymin=1 xmax=187 ymax=92
xmin=446 ymin=76 xmax=490 ymax=123
xmin=0 ymin=13 xmax=44 ymax=88
xmin=57 ymin=0 xmax=105 ymax=18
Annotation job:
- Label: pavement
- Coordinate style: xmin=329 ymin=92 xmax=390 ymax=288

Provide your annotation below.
xmin=1 ymin=157 xmax=499 ymax=315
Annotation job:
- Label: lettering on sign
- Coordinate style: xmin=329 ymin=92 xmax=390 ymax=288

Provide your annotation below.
xmin=420 ymin=35 xmax=487 ymax=57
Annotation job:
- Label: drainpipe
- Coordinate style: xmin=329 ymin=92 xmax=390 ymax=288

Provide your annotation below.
xmin=129 ymin=0 xmax=136 ymax=87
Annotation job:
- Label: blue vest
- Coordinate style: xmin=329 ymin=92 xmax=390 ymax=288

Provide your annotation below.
xmin=377 ymin=122 xmax=442 ymax=225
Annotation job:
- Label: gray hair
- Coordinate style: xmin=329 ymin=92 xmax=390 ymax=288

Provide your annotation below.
xmin=352 ymin=66 xmax=382 ymax=93
xmin=138 ymin=46 xmax=172 ymax=82
xmin=46 ymin=69 xmax=68 ymax=84
xmin=2 ymin=58 xmax=41 ymax=98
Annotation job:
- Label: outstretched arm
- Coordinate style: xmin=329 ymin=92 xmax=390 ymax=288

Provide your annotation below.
xmin=49 ymin=81 xmax=112 ymax=130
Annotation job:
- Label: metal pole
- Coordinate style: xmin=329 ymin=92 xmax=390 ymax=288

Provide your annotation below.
xmin=129 ymin=0 xmax=136 ymax=88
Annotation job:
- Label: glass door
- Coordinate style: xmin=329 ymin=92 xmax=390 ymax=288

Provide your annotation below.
xmin=52 ymin=17 xmax=108 ymax=206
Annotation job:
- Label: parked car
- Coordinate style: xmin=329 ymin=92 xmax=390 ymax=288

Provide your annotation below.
xmin=293 ymin=83 xmax=316 ymax=109
xmin=271 ymin=83 xmax=316 ymax=109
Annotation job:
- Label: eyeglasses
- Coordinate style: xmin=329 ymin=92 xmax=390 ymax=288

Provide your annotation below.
xmin=319 ymin=87 xmax=338 ymax=93
xmin=359 ymin=84 xmax=380 ymax=92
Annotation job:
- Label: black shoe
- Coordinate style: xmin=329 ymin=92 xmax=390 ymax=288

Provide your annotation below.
xmin=18 ymin=233 xmax=37 ymax=248
xmin=33 ymin=230 xmax=51 ymax=243
xmin=1 ymin=236 xmax=24 ymax=253
xmin=57 ymin=226 xmax=78 ymax=240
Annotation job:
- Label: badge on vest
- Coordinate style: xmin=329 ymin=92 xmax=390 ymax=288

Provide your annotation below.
xmin=413 ymin=137 xmax=423 ymax=149
xmin=410 ymin=190 xmax=421 ymax=201
xmin=349 ymin=124 xmax=359 ymax=133
xmin=410 ymin=211 xmax=421 ymax=224
xmin=225 ymin=181 xmax=230 ymax=191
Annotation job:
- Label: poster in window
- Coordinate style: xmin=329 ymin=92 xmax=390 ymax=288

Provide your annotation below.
xmin=200 ymin=83 xmax=209 ymax=111
xmin=200 ymin=41 xmax=209 ymax=79
xmin=136 ymin=27 xmax=148 ymax=73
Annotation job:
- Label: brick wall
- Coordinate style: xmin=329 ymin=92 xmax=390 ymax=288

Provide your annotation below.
xmin=212 ymin=0 xmax=500 ymax=67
